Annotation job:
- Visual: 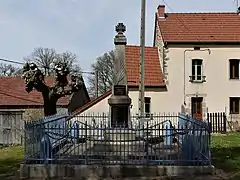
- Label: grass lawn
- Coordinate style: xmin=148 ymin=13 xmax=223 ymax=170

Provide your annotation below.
xmin=0 ymin=146 xmax=24 ymax=176
xmin=211 ymin=132 xmax=240 ymax=178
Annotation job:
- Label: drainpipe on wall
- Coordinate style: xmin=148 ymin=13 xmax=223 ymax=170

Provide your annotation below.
xmin=183 ymin=48 xmax=211 ymax=106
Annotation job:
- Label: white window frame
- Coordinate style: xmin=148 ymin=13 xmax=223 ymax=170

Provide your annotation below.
xmin=190 ymin=59 xmax=205 ymax=83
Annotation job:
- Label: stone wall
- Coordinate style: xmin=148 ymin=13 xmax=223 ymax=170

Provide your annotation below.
xmin=20 ymin=164 xmax=215 ymax=179
xmin=23 ymin=107 xmax=68 ymax=121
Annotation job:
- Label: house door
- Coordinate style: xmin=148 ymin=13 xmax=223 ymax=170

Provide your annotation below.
xmin=191 ymin=97 xmax=203 ymax=120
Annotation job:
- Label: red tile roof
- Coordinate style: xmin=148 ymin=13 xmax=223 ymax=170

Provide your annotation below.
xmin=157 ymin=6 xmax=240 ymax=43
xmin=0 ymin=77 xmax=70 ymax=106
xmin=73 ymin=46 xmax=165 ymax=114
xmin=126 ymin=45 xmax=164 ymax=86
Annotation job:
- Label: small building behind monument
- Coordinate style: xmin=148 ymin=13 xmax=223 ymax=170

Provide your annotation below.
xmin=73 ymin=23 xmax=167 ymax=120
xmin=0 ymin=76 xmax=90 ymax=123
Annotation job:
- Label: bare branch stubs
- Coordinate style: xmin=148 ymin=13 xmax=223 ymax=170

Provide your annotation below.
xmin=21 ymin=60 xmax=83 ymax=116
xmin=51 ymin=59 xmax=83 ymax=96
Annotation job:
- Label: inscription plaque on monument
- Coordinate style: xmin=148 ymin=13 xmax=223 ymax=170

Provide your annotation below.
xmin=113 ymin=85 xmax=127 ymax=96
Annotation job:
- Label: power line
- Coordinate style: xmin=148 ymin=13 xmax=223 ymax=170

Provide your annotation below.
xmin=161 ymin=0 xmax=212 ymax=106
xmin=0 ymin=58 xmax=24 ymax=65
xmin=0 ymin=83 xmax=43 ymax=104
xmin=162 ymin=0 xmax=218 ymax=42
xmin=161 ymin=0 xmax=212 ymax=69
xmin=0 ymin=79 xmax=70 ymax=105
xmin=0 ymin=57 xmax=97 ymax=76
xmin=0 ymin=90 xmax=43 ymax=105
xmin=0 ymin=84 xmax=71 ymax=106
xmin=0 ymin=90 xmax=67 ymax=108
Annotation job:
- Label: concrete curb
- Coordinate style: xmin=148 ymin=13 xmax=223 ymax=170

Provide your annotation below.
xmin=20 ymin=164 xmax=215 ymax=179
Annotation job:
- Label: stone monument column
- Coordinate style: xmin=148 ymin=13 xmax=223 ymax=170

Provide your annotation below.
xmin=108 ymin=23 xmax=131 ymax=128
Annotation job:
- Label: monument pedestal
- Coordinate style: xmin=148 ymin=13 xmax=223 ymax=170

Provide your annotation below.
xmin=108 ymin=85 xmax=131 ymax=128
xmin=103 ymin=129 xmax=146 ymax=158
xmin=106 ymin=85 xmax=146 ymax=158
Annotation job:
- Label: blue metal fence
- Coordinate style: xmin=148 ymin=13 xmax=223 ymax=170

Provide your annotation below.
xmin=24 ymin=113 xmax=211 ymax=166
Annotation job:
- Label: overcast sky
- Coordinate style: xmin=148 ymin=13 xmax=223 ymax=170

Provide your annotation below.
xmin=0 ymin=0 xmax=237 ymax=74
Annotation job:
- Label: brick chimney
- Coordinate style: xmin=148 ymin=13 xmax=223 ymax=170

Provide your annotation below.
xmin=157 ymin=5 xmax=165 ymax=18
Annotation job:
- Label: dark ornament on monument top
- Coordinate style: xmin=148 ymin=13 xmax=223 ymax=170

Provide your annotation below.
xmin=114 ymin=22 xmax=127 ymax=45
xmin=115 ymin=23 xmax=126 ymax=34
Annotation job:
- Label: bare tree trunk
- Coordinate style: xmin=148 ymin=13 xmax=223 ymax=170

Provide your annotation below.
xmin=42 ymin=89 xmax=58 ymax=116
xmin=43 ymin=97 xmax=57 ymax=116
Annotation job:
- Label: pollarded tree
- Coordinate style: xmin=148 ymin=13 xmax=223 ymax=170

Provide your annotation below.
xmin=21 ymin=60 xmax=84 ymax=116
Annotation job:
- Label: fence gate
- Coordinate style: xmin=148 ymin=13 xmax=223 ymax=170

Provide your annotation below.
xmin=207 ymin=112 xmax=227 ymax=133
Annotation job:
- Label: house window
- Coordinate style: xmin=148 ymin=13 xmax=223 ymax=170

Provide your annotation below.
xmin=190 ymin=59 xmax=205 ymax=82
xmin=229 ymin=59 xmax=240 ymax=79
xmin=144 ymin=97 xmax=151 ymax=117
xmin=230 ymin=97 xmax=240 ymax=114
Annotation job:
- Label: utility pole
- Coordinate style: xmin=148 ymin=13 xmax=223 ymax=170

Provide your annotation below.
xmin=81 ymin=71 xmax=98 ymax=98
xmin=138 ymin=0 xmax=146 ymax=119
xmin=234 ymin=0 xmax=239 ymax=12
xmin=95 ymin=70 xmax=99 ymax=98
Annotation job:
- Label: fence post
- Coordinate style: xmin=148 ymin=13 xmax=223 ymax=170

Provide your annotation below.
xmin=85 ymin=121 xmax=88 ymax=164
xmin=146 ymin=121 xmax=149 ymax=164
xmin=217 ymin=113 xmax=220 ymax=132
xmin=207 ymin=113 xmax=213 ymax=134
xmin=206 ymin=107 xmax=208 ymax=121
xmin=24 ymin=121 xmax=27 ymax=161
xmin=223 ymin=113 xmax=227 ymax=133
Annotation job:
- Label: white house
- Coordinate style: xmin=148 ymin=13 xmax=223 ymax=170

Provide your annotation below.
xmin=73 ymin=5 xmax=240 ymax=124
xmin=153 ymin=5 xmax=240 ymax=122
